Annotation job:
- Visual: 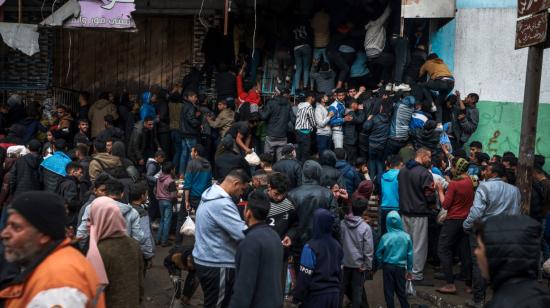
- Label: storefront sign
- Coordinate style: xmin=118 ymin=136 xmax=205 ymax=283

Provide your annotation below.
xmin=515 ymin=12 xmax=548 ymax=49
xmin=518 ymin=0 xmax=550 ymax=18
xmin=64 ymin=0 xmax=136 ymax=30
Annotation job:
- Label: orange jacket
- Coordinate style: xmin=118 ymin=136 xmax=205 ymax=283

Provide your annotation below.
xmin=419 ymin=58 xmax=453 ymax=80
xmin=0 ymin=239 xmax=105 ymax=308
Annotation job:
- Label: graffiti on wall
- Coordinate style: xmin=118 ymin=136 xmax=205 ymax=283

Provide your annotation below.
xmin=468 ymin=101 xmax=549 ymax=161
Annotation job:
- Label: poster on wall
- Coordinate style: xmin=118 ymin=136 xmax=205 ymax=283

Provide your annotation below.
xmin=64 ymin=0 xmax=136 ymax=30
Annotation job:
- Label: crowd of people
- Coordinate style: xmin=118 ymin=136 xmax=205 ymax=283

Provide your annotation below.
xmin=1 ymin=2 xmax=550 ymax=308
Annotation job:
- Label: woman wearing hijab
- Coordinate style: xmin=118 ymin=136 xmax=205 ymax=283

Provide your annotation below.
xmin=87 ymin=197 xmax=143 ymax=307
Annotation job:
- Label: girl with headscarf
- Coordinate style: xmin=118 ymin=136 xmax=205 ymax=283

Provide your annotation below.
xmin=87 ymin=197 xmax=143 ymax=307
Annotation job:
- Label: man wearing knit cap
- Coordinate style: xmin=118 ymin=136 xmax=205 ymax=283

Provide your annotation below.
xmin=0 ymin=191 xmax=105 ymax=307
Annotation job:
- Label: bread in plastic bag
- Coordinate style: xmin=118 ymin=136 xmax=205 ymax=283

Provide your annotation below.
xmin=245 ymin=151 xmax=261 ymax=166
xmin=180 ymin=215 xmax=195 ymax=236
xmin=406 ymin=279 xmax=416 ymax=297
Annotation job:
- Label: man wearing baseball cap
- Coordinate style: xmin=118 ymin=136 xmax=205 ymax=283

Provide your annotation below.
xmin=0 ymin=191 xmax=105 ymax=308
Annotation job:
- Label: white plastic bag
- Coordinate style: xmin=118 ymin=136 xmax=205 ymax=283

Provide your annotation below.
xmin=180 ymin=214 xmax=195 ymax=236
xmin=406 ymin=279 xmax=416 ymax=297
xmin=245 ymin=151 xmax=261 ymax=166
xmin=437 ymin=209 xmax=448 ymax=225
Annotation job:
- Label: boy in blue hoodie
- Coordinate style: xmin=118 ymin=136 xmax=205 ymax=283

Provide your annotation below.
xmin=380 ymin=155 xmax=403 ymax=234
xmin=294 ymin=208 xmax=343 ymax=307
xmin=376 ymin=211 xmax=413 ymax=308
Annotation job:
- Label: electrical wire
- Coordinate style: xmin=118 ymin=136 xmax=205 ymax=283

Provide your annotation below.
xmin=198 ymin=0 xmax=208 ymax=29
xmin=51 ymin=0 xmax=59 ymax=25
xmin=66 ymin=31 xmax=72 ymax=82
xmin=251 ymin=0 xmax=257 ymax=61
xmin=40 ymin=0 xmax=46 ymax=21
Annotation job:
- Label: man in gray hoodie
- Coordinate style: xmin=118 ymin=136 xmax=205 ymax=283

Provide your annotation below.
xmin=340 ymin=198 xmax=374 ymax=308
xmin=193 ymin=169 xmax=250 ymax=308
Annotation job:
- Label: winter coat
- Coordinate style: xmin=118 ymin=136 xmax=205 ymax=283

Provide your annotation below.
xmin=0 ymin=239 xmax=105 ymax=308
xmin=482 ymin=215 xmax=550 ymax=308
xmin=398 ymin=160 xmax=436 ymax=217
xmin=319 ymin=150 xmax=344 ymax=187
xmin=335 ymin=160 xmax=363 ymax=196
xmin=328 ymin=101 xmax=345 ymax=127
xmin=193 ymin=184 xmax=247 ymax=268
xmin=98 ymin=237 xmax=143 ymax=308
xmin=410 ymin=126 xmax=440 ymax=152
xmin=314 ymin=103 xmax=332 ymax=136
xmin=208 ymin=108 xmax=235 ymax=137
xmin=57 ymin=175 xmax=83 ymax=225
xmin=130 ymin=204 xmax=155 ymax=259
xmin=73 ymin=132 xmax=91 ymax=147
xmin=287 ymin=161 xmax=337 ymax=252
xmin=375 ymin=211 xmax=413 ymax=270
xmin=340 ymin=215 xmax=374 ymax=269
xmin=389 ymin=96 xmax=415 ymax=141
xmin=10 ymin=152 xmax=42 ymax=196
xmin=261 ymin=96 xmax=294 ymax=138
xmin=127 ymin=122 xmax=160 ymax=164
xmin=89 ymin=99 xmax=118 ymax=138
xmin=419 ymin=58 xmax=453 ymax=80
xmin=380 ymin=169 xmax=400 ymax=210
xmin=311 ymin=70 xmax=336 ymax=95
xmin=88 ymin=153 xmax=123 ymax=182
xmin=273 ymin=157 xmax=303 ymax=190
xmin=409 ymin=110 xmax=430 ymax=130
xmin=343 ymin=109 xmax=365 ymax=145
xmin=463 ymin=178 xmax=521 ymax=231
xmin=183 ymin=157 xmax=212 ymax=198
xmin=96 ymin=127 xmax=125 ymax=142
xmin=215 ymin=151 xmax=250 ymax=181
xmin=449 ymin=105 xmax=479 ymax=145
xmin=229 ymin=223 xmax=284 ymax=308
xmin=364 ymin=5 xmax=391 ymax=58
xmin=155 ymin=173 xmax=177 ymax=201
xmin=180 ymin=100 xmax=202 ymax=137
xmin=294 ymin=209 xmax=343 ymax=302
xmin=145 ymin=158 xmax=161 ymax=187
xmin=363 ymin=113 xmax=390 ymax=150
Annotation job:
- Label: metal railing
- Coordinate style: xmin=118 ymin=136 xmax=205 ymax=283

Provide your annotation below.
xmin=51 ymin=86 xmax=81 ymax=113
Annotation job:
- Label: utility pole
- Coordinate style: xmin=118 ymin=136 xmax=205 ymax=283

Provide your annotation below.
xmin=517 ymin=45 xmax=544 ymax=214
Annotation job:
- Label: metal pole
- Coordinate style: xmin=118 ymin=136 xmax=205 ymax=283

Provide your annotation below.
xmin=224 ymin=0 xmax=229 ymax=36
xmin=517 ymin=44 xmax=544 ymax=215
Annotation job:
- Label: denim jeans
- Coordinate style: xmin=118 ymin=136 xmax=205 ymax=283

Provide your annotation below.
xmin=391 ymin=37 xmax=410 ymax=84
xmin=313 ymin=48 xmax=328 ymax=63
xmin=292 ymin=45 xmax=312 ymax=94
xmin=316 ymin=134 xmax=331 ymax=157
xmin=368 ymin=147 xmax=385 ymax=181
xmin=156 ymin=200 xmax=173 ymax=243
xmin=382 ymin=264 xmax=409 ymax=308
xmin=179 ymin=137 xmax=197 ymax=175
xmin=171 ymin=130 xmax=182 ymax=172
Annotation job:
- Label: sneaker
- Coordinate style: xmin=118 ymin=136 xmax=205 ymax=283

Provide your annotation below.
xmin=385 ymin=83 xmax=394 ymax=92
xmin=393 ymin=83 xmax=411 ymax=92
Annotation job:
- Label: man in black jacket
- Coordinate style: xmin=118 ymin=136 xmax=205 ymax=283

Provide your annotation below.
xmin=229 ymin=191 xmax=284 ymax=308
xmin=288 ymin=160 xmax=337 ymax=263
xmin=342 ymin=99 xmax=365 ymax=164
xmin=9 ymin=139 xmax=42 ymax=196
xmin=179 ymin=90 xmax=201 ymax=175
xmin=473 ymin=215 xmax=550 ymax=308
xmin=261 ymin=91 xmax=295 ymax=161
xmin=273 ymin=144 xmax=302 ymax=190
xmin=215 ymin=136 xmax=250 ymax=181
xmin=127 ymin=116 xmax=160 ymax=167
xmin=319 ymin=150 xmax=344 ymax=188
xmin=57 ymin=162 xmax=84 ymax=228
xmin=398 ymin=147 xmax=436 ymax=285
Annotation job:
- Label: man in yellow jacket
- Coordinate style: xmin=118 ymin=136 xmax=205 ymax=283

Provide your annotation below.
xmin=0 ymin=191 xmax=105 ymax=308
xmin=419 ymin=53 xmax=455 ymax=125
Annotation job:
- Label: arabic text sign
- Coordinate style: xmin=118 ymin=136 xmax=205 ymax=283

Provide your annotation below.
xmin=516 ymin=12 xmax=548 ymax=49
xmin=64 ymin=0 xmax=136 ymax=29
xmin=518 ymin=0 xmax=550 ymax=17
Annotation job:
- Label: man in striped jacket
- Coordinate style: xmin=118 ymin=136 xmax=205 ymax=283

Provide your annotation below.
xmin=295 ymin=91 xmax=318 ymax=162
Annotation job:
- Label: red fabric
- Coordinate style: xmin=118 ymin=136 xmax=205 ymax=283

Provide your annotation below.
xmin=236 ymin=74 xmax=261 ymax=107
xmin=442 ymin=177 xmax=475 ymax=220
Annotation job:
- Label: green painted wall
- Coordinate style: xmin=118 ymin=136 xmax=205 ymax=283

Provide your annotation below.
xmin=468 ymin=101 xmax=550 ymax=165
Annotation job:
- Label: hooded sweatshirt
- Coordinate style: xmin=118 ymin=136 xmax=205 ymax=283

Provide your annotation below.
xmin=183 ymin=157 xmax=212 ymax=198
xmin=381 ymin=169 xmax=400 ymax=210
xmin=155 ymin=173 xmax=177 ymax=201
xmin=294 ymin=208 xmax=343 ymax=301
xmin=482 ymin=215 xmax=550 ymax=308
xmin=260 ymin=96 xmax=294 ymax=138
xmin=375 ymin=211 xmax=413 ymax=271
xmin=340 ymin=215 xmax=373 ymax=270
xmin=193 ymin=184 xmax=247 ymax=268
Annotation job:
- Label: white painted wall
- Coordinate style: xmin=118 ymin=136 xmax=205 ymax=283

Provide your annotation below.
xmin=454 ymin=8 xmax=550 ymax=103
